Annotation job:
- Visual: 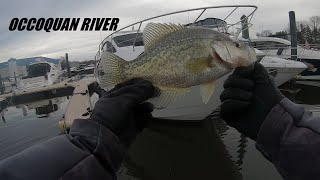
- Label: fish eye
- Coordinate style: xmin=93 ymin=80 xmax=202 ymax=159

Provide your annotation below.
xmin=235 ymin=43 xmax=240 ymax=48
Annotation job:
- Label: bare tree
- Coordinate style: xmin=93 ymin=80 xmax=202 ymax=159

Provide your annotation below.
xmin=309 ymin=16 xmax=320 ymax=31
xmin=284 ymin=21 xmax=308 ymax=34
xmin=256 ymin=30 xmax=273 ymax=37
xmin=297 ymin=21 xmax=308 ymax=31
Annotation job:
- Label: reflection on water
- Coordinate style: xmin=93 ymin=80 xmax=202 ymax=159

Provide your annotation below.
xmin=212 ymin=116 xmax=283 ymax=180
xmin=214 ymin=118 xmax=248 ymax=171
xmin=15 ymin=97 xmax=67 ymax=118
xmin=119 ymin=119 xmax=242 ymax=180
xmin=118 ymin=114 xmax=284 ymax=180
xmin=0 ymin=97 xmax=69 ymax=160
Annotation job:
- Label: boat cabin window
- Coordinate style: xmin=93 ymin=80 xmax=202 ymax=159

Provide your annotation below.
xmin=24 ymin=63 xmax=51 ymax=79
xmin=79 ymin=68 xmax=94 ymax=75
xmin=103 ymin=41 xmax=117 ymax=53
xmin=250 ymin=41 xmax=289 ymax=50
xmin=113 ymin=33 xmax=144 ymax=47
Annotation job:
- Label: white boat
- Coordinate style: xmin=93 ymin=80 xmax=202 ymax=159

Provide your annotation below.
xmin=250 ymin=37 xmax=320 ymax=80
xmin=79 ymin=65 xmax=95 ymax=78
xmin=255 ymin=49 xmax=307 ymax=86
xmin=19 ymin=62 xmax=62 ymax=91
xmin=78 ymin=65 xmax=96 ymax=84
xmin=96 ymin=5 xmax=263 ymax=120
xmin=260 ymin=56 xmax=307 ymax=85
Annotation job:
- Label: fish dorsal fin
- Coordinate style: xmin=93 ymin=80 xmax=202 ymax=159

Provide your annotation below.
xmin=143 ymin=23 xmax=184 ymax=50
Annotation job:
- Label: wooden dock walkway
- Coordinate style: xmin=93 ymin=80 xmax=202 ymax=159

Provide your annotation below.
xmin=0 ymin=79 xmax=70 ymax=99
xmin=0 ymin=79 xmax=95 ymax=108
xmin=58 ymin=83 xmax=93 ymax=132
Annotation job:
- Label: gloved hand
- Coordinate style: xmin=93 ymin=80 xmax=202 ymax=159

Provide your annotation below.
xmin=220 ymin=62 xmax=284 ymax=140
xmin=91 ymin=79 xmax=155 ymax=147
xmin=93 ymin=81 xmax=106 ymax=97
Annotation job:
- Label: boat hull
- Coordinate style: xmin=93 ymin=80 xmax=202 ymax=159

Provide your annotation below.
xmin=258 ymin=49 xmax=320 ymax=80
xmin=269 ymin=67 xmax=306 ymax=85
xmin=152 ymin=74 xmax=229 ymax=120
xmin=260 ymin=56 xmax=307 ymax=86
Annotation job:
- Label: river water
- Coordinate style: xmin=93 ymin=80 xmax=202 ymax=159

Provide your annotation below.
xmin=0 ymin=97 xmax=69 ymax=160
xmin=0 ymin=82 xmax=319 ymax=180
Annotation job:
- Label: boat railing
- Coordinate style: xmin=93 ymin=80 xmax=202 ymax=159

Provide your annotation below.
xmin=298 ymin=44 xmax=320 ymax=51
xmin=95 ymin=5 xmax=258 ymax=67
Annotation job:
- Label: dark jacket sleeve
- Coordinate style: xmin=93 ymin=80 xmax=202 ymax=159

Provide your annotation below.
xmin=0 ymin=119 xmax=126 ymax=180
xmin=256 ymin=98 xmax=320 ymax=179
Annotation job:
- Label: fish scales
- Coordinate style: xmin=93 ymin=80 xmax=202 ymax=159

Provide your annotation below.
xmin=124 ymin=28 xmax=227 ymax=87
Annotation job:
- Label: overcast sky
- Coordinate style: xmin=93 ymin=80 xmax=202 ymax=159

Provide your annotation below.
xmin=0 ymin=0 xmax=319 ymax=62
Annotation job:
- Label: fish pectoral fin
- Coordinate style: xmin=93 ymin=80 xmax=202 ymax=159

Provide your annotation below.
xmin=143 ymin=23 xmax=184 ymax=50
xmin=200 ymin=81 xmax=215 ymax=104
xmin=149 ymin=87 xmax=190 ymax=109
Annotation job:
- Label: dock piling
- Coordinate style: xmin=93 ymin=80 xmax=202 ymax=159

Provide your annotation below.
xmin=0 ymin=75 xmax=3 ymax=95
xmin=65 ymin=53 xmax=71 ymax=78
xmin=289 ymin=11 xmax=298 ymax=61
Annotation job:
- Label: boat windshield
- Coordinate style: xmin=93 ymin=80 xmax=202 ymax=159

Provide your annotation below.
xmin=79 ymin=68 xmax=94 ymax=75
xmin=113 ymin=33 xmax=144 ymax=47
xmin=24 ymin=63 xmax=51 ymax=78
xmin=185 ymin=18 xmax=228 ymax=33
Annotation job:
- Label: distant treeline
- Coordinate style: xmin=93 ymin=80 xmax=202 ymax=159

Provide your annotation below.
xmin=256 ymin=16 xmax=320 ymax=44
xmin=297 ymin=16 xmax=320 ymax=44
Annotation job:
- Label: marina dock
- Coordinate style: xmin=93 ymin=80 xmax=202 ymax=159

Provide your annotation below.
xmin=0 ymin=78 xmax=95 ymax=108
xmin=0 ymin=79 xmax=72 ymax=107
xmin=58 ymin=83 xmax=93 ymax=132
xmin=0 ymin=78 xmax=96 ymax=131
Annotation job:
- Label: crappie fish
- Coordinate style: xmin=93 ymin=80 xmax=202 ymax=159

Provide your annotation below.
xmin=98 ymin=23 xmax=256 ymax=108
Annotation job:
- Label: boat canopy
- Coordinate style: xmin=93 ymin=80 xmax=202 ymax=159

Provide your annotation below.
xmin=24 ymin=63 xmax=51 ymax=79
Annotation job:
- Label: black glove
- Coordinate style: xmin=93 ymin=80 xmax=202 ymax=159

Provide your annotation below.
xmin=93 ymin=82 xmax=106 ymax=97
xmin=220 ymin=62 xmax=284 ymax=140
xmin=91 ymin=79 xmax=155 ymax=147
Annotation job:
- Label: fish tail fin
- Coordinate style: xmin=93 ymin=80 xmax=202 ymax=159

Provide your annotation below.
xmin=98 ymin=51 xmax=127 ymax=88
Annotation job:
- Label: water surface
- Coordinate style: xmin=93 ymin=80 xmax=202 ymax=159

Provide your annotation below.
xmin=0 ymin=97 xmax=69 ymax=160
xmin=1 ymin=82 xmax=320 ymax=180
